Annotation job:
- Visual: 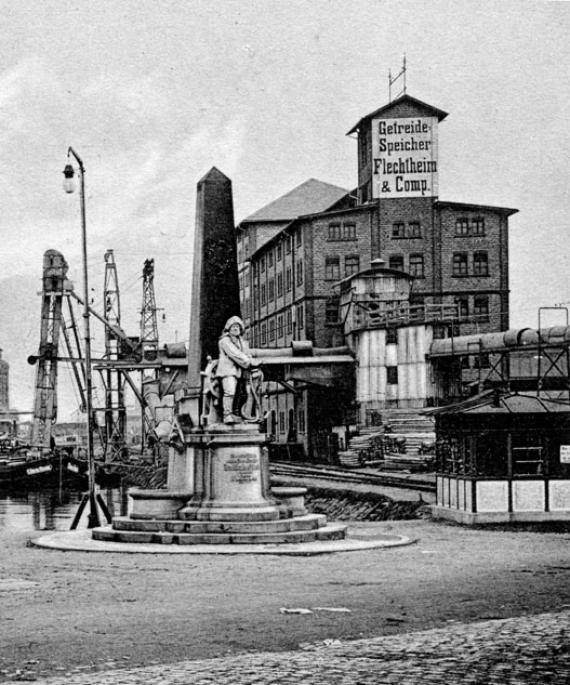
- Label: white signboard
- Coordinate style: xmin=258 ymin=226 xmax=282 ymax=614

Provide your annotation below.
xmin=560 ymin=445 xmax=570 ymax=463
xmin=371 ymin=116 xmax=438 ymax=199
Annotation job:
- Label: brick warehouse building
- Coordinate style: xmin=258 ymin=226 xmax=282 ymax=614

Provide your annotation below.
xmin=235 ymin=94 xmax=518 ymax=458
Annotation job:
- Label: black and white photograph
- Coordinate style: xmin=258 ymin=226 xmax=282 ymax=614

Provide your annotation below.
xmin=1 ymin=1 xmax=569 ymax=683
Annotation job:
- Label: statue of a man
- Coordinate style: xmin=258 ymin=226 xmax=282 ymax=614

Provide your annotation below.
xmin=216 ymin=316 xmax=254 ymax=424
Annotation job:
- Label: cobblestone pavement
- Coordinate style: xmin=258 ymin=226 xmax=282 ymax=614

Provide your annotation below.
xmin=5 ymin=609 xmax=569 ymax=684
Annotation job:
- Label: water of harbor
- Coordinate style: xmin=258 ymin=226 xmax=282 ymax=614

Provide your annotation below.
xmin=0 ymin=487 xmax=129 ymax=533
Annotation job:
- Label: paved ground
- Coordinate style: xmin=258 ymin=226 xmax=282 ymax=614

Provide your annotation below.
xmin=4 ymin=609 xmax=569 ymax=684
xmin=2 ymin=519 xmax=570 ymax=683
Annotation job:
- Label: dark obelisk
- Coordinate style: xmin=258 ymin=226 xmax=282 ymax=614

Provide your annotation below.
xmin=185 ymin=167 xmax=241 ymax=427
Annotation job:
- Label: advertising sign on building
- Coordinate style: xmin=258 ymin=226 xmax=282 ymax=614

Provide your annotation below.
xmin=371 ymin=116 xmax=438 ymax=199
xmin=560 ymin=445 xmax=570 ymax=464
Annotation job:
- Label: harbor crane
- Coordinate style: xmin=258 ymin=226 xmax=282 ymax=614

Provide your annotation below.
xmin=29 ymin=249 xmax=169 ymax=459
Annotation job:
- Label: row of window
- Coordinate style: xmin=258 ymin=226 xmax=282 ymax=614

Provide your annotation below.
xmin=253 ymin=260 xmax=305 ymax=306
xmin=255 ymin=231 xmax=303 ymax=273
xmin=388 ymin=254 xmax=425 ymax=277
xmin=452 ymin=252 xmax=489 ymax=277
xmin=252 ymin=257 xmax=304 ymax=284
xmin=387 ymin=251 xmax=489 ymax=278
xmin=455 ymin=294 xmax=490 ymax=322
xmin=455 ymin=217 xmax=485 ymax=236
xmin=328 ymin=222 xmax=357 ymax=241
xmin=254 ymin=305 xmax=305 ymax=345
xmin=392 ymin=221 xmax=421 ymax=239
xmin=324 ymin=255 xmax=360 ymax=280
xmin=278 ymin=408 xmax=306 ymax=434
xmin=391 ymin=217 xmax=486 ymax=239
xmin=268 ymin=407 xmax=305 ymax=435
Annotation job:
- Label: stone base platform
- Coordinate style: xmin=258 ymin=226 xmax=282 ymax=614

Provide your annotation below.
xmin=33 ymin=527 xmax=414 ymax=555
xmin=92 ymin=513 xmax=346 ymax=545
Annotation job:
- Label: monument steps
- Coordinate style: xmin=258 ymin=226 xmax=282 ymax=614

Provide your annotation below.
xmin=111 ymin=513 xmax=328 ymax=534
xmin=92 ymin=522 xmax=347 ymax=545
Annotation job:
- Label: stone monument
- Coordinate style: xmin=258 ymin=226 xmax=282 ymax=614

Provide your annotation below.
xmin=92 ymin=168 xmax=347 ymax=546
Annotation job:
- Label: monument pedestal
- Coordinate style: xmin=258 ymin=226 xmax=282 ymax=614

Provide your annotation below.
xmin=179 ymin=427 xmax=279 ymax=521
xmin=92 ymin=409 xmax=348 ymax=546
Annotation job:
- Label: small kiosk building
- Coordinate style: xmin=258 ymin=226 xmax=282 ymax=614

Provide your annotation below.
xmin=431 ymin=391 xmax=570 ymax=523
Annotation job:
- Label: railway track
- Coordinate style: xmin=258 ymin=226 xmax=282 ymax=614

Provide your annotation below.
xmin=270 ymin=461 xmax=436 ymax=493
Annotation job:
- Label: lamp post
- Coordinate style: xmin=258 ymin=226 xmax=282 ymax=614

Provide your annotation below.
xmin=63 ymin=148 xmax=100 ymax=529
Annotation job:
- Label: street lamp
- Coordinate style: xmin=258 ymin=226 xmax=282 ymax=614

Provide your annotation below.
xmin=63 ymin=147 xmax=100 ymax=529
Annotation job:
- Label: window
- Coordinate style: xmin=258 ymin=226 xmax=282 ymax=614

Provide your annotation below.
xmin=268 ymin=278 xmax=275 ymax=301
xmin=512 ymin=433 xmax=544 ymax=476
xmin=389 ymin=255 xmax=404 ymax=271
xmin=328 ymin=223 xmax=342 ymax=240
xmin=260 ymin=256 xmax=266 ymax=273
xmin=286 ymin=235 xmax=292 ymax=254
xmin=286 ymin=267 xmax=292 ymax=292
xmin=268 ymin=318 xmax=275 ymax=341
xmin=296 ymin=230 xmax=302 ymax=247
xmin=297 ymin=304 xmax=304 ymax=330
xmin=453 ymin=252 xmax=468 ymax=276
xmin=325 ymin=256 xmax=340 ymax=280
xmin=296 ymin=259 xmax=304 ymax=285
xmin=279 ymin=411 xmax=285 ymax=433
xmin=276 ymin=243 xmax=282 ymax=261
xmin=277 ymin=314 xmax=284 ymax=338
xmin=261 ymin=283 xmax=266 ymax=305
xmin=472 ymin=217 xmax=485 ymax=235
xmin=243 ymin=298 xmax=250 ymax=318
xmin=456 ymin=297 xmax=469 ymax=319
xmin=298 ymin=407 xmax=306 ymax=432
xmin=345 ymin=255 xmax=360 ymax=276
xmin=455 ymin=218 xmax=469 ymax=236
xmin=328 ymin=222 xmax=356 ymax=241
xmin=408 ymin=221 xmax=421 ymax=238
xmin=325 ymin=298 xmax=339 ymax=324
xmin=386 ymin=328 xmax=398 ymax=344
xmin=286 ymin=309 xmax=293 ymax=334
xmin=268 ymin=250 xmax=273 ymax=268
xmin=409 ymin=254 xmax=424 ymax=278
xmin=277 ymin=273 xmax=283 ymax=297
xmin=474 ymin=296 xmax=489 ymax=322
xmin=386 ymin=366 xmax=399 ymax=385
xmin=261 ymin=323 xmax=267 ymax=345
xmin=392 ymin=222 xmax=405 ymax=238
xmin=343 ymin=223 xmax=356 ymax=240
xmin=473 ymin=251 xmax=489 ymax=276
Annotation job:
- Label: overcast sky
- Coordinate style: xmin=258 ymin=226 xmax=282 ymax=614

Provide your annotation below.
xmin=1 ymin=0 xmax=569 ymax=416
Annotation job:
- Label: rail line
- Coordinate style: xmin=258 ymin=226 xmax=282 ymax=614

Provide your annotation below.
xmin=270 ymin=461 xmax=436 ymax=493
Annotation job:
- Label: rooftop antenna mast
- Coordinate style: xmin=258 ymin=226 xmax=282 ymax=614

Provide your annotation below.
xmin=389 ymin=55 xmax=407 ymax=102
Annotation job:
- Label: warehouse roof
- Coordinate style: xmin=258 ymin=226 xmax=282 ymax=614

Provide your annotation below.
xmin=241 ymin=178 xmax=349 ymax=223
xmin=347 ymin=94 xmax=449 ymax=135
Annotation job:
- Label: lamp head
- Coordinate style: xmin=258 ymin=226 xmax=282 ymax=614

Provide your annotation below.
xmin=63 ymin=163 xmax=75 ymax=194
